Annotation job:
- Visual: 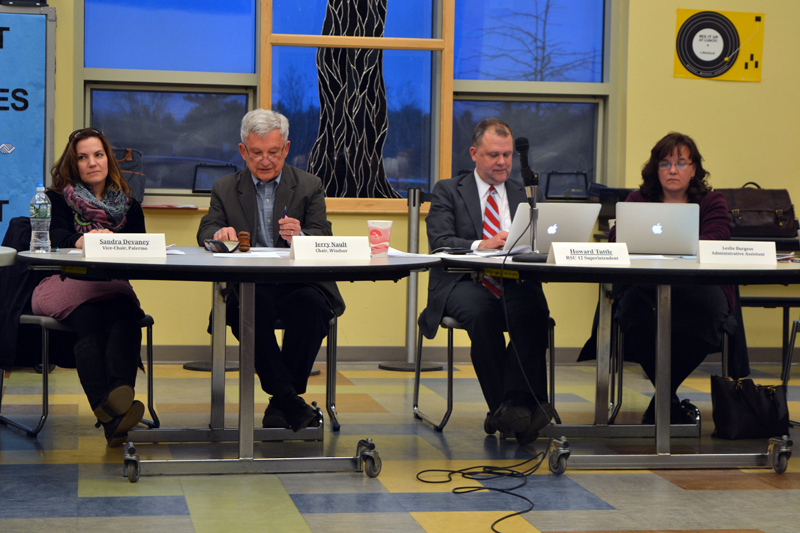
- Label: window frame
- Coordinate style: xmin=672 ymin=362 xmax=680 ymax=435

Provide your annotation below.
xmin=70 ymin=0 xmax=626 ymax=209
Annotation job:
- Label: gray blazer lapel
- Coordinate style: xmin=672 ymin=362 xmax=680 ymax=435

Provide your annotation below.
xmin=457 ymin=174 xmax=484 ymax=239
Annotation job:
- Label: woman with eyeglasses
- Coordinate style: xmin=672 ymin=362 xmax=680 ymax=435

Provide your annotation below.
xmin=608 ymin=132 xmax=735 ymax=424
xmin=31 ymin=128 xmax=146 ymax=447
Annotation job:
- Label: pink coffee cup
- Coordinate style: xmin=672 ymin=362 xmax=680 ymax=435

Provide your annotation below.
xmin=368 ymin=220 xmax=392 ymax=257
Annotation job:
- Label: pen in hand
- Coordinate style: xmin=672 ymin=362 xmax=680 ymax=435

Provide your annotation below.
xmin=282 ymin=206 xmax=287 ymax=219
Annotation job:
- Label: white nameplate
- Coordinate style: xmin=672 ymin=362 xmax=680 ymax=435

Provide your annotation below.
xmin=289 ymin=236 xmax=370 ymax=261
xmin=83 ymin=233 xmax=166 ymax=258
xmin=699 ymin=240 xmax=776 ymax=265
xmin=547 ymin=242 xmax=630 ymax=265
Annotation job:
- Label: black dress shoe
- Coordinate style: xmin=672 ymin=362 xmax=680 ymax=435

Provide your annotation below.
xmin=489 ymin=399 xmax=533 ymax=435
xmin=514 ymin=401 xmax=554 ymax=446
xmin=484 ymin=411 xmax=496 ymax=435
xmin=641 ymin=396 xmax=697 ymax=425
xmin=280 ymin=395 xmax=319 ymax=432
xmin=102 ymin=400 xmax=144 ymax=447
xmin=34 ymin=364 xmax=56 ymax=374
xmin=262 ymin=396 xmax=289 ymax=429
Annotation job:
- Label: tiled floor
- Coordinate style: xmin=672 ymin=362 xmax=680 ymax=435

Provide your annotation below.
xmin=1 ymin=360 xmax=798 ymax=533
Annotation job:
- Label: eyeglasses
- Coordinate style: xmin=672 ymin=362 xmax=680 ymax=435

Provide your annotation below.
xmin=244 ymin=143 xmax=286 ymax=164
xmin=658 ymin=161 xmax=692 ymax=170
xmin=68 ymin=128 xmax=104 ymax=142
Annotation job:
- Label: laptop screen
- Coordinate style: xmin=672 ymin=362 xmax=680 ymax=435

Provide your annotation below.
xmin=615 ymin=202 xmax=700 ymax=254
xmin=192 ymin=164 xmax=238 ymax=193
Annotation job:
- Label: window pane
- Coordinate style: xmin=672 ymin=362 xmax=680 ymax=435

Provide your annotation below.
xmin=452 ymin=101 xmax=598 ymax=189
xmin=91 ymin=89 xmax=248 ymax=190
xmin=272 ymin=47 xmax=433 ymax=196
xmin=454 ymin=0 xmax=604 ymax=82
xmin=272 ymin=0 xmax=433 ymax=38
xmin=84 ymin=0 xmax=256 ymax=73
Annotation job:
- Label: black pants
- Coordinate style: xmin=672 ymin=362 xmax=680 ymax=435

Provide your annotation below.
xmin=225 ymin=283 xmax=333 ymax=396
xmin=615 ymin=285 xmax=734 ymax=394
xmin=443 ymin=278 xmax=550 ymax=413
xmin=61 ymin=297 xmax=142 ymax=410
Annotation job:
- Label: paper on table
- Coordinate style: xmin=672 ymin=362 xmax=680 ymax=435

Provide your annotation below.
xmin=213 ymin=252 xmax=282 ymax=258
xmin=470 ymin=245 xmax=531 ymax=257
xmin=249 ymin=247 xmax=291 ymax=257
xmin=386 ymin=247 xmax=432 ymax=258
xmin=628 ymin=254 xmax=676 ymax=260
xmin=166 ymin=249 xmax=185 ymax=255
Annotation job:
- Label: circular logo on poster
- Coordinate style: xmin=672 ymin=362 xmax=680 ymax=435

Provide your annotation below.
xmin=676 ymin=11 xmax=739 ymax=78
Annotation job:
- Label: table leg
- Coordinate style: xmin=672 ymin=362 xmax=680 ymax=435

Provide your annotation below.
xmin=655 ymin=285 xmax=671 ymax=455
xmin=210 ymin=282 xmax=227 ymax=430
xmin=595 ymin=283 xmax=613 ymax=425
xmin=239 ymin=282 xmax=256 ymax=460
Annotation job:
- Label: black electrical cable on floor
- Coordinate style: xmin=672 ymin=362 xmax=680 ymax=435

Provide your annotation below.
xmin=417 ymin=216 xmax=557 ymax=532
xmin=416 ymin=450 xmax=549 ymax=533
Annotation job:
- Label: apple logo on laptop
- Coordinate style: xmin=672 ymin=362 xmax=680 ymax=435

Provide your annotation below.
xmin=547 ymin=223 xmax=558 ymax=235
xmin=652 ymin=223 xmax=663 ymax=235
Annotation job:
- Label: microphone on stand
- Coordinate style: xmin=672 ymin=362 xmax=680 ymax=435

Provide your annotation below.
xmin=513 ymin=136 xmax=547 ymax=263
xmin=514 ymin=137 xmax=537 ymax=204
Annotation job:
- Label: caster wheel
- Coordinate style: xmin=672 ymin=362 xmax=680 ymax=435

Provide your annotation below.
xmin=772 ymin=453 xmax=788 ymax=474
xmin=549 ymin=453 xmax=567 ymax=476
xmin=126 ymin=461 xmax=139 ymax=483
xmin=364 ymin=455 xmax=382 ymax=478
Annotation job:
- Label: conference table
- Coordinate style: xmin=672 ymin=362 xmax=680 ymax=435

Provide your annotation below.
xmin=440 ymin=254 xmax=796 ymax=473
xmin=17 ymin=247 xmax=439 ymax=480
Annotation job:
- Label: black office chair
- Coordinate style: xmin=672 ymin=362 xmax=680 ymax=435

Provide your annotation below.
xmin=0 ymin=314 xmax=160 ymax=437
xmin=413 ymin=311 xmax=559 ymax=432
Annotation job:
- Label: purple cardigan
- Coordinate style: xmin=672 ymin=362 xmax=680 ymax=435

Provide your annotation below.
xmin=609 ymin=190 xmax=735 ymax=312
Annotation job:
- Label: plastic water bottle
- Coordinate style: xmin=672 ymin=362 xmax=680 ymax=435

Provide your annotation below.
xmin=29 ymin=183 xmax=51 ymax=253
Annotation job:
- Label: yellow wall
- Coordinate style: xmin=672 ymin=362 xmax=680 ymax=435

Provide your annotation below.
xmin=626 ymin=0 xmax=800 ymax=348
xmin=43 ymin=0 xmax=797 ymax=350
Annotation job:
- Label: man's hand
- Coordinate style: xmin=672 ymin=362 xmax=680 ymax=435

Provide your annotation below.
xmin=477 ymin=230 xmax=508 ymax=250
xmin=213 ymin=227 xmax=238 ymax=241
xmin=278 ymin=216 xmax=301 ymax=244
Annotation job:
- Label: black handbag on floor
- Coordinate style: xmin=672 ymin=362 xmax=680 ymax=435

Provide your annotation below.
xmin=710 ymin=375 xmax=789 ymax=439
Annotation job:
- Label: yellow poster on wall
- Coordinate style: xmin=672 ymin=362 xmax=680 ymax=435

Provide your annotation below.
xmin=674 ymin=9 xmax=764 ymax=82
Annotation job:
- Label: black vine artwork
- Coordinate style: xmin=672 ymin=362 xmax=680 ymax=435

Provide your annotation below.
xmin=307 ymin=0 xmax=401 ymax=198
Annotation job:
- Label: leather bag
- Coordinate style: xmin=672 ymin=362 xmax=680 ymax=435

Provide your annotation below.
xmin=716 ymin=182 xmax=798 ymax=238
xmin=710 ymin=375 xmax=789 ymax=440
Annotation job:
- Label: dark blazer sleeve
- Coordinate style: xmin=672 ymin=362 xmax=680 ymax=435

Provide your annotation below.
xmin=426 ymin=175 xmax=479 ymax=252
xmin=197 ymin=171 xmax=248 ymax=244
xmin=47 ymin=190 xmax=145 ymax=249
xmin=47 ymin=191 xmax=82 ymax=249
xmin=699 ymin=191 xmax=731 ymax=241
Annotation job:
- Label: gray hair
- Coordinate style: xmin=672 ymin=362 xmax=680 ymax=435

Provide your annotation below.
xmin=240 ymin=109 xmax=290 ymax=144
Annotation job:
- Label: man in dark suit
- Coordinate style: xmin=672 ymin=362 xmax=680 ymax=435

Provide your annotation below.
xmin=197 ymin=109 xmax=345 ymax=432
xmin=421 ymin=118 xmax=553 ymax=446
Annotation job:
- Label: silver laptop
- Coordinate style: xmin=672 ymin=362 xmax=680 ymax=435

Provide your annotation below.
xmin=503 ymin=203 xmax=601 ymax=252
xmin=615 ymin=202 xmax=700 ymax=255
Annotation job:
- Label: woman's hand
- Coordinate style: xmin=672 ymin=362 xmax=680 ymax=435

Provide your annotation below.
xmin=74 ymin=228 xmax=113 ymax=249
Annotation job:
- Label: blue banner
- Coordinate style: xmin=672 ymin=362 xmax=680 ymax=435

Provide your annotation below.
xmin=0 ymin=13 xmax=46 ymax=239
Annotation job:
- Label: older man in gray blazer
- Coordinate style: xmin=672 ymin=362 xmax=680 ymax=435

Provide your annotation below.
xmin=198 ymin=109 xmax=344 ymax=432
xmin=421 ymin=118 xmax=553 ymax=446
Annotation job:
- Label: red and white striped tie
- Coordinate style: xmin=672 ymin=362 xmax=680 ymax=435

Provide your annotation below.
xmin=482 ymin=186 xmax=503 ymax=298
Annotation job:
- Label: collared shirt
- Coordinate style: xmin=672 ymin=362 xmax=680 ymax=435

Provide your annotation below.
xmin=252 ymin=172 xmax=282 ymax=247
xmin=471 ymin=170 xmax=512 ymax=250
